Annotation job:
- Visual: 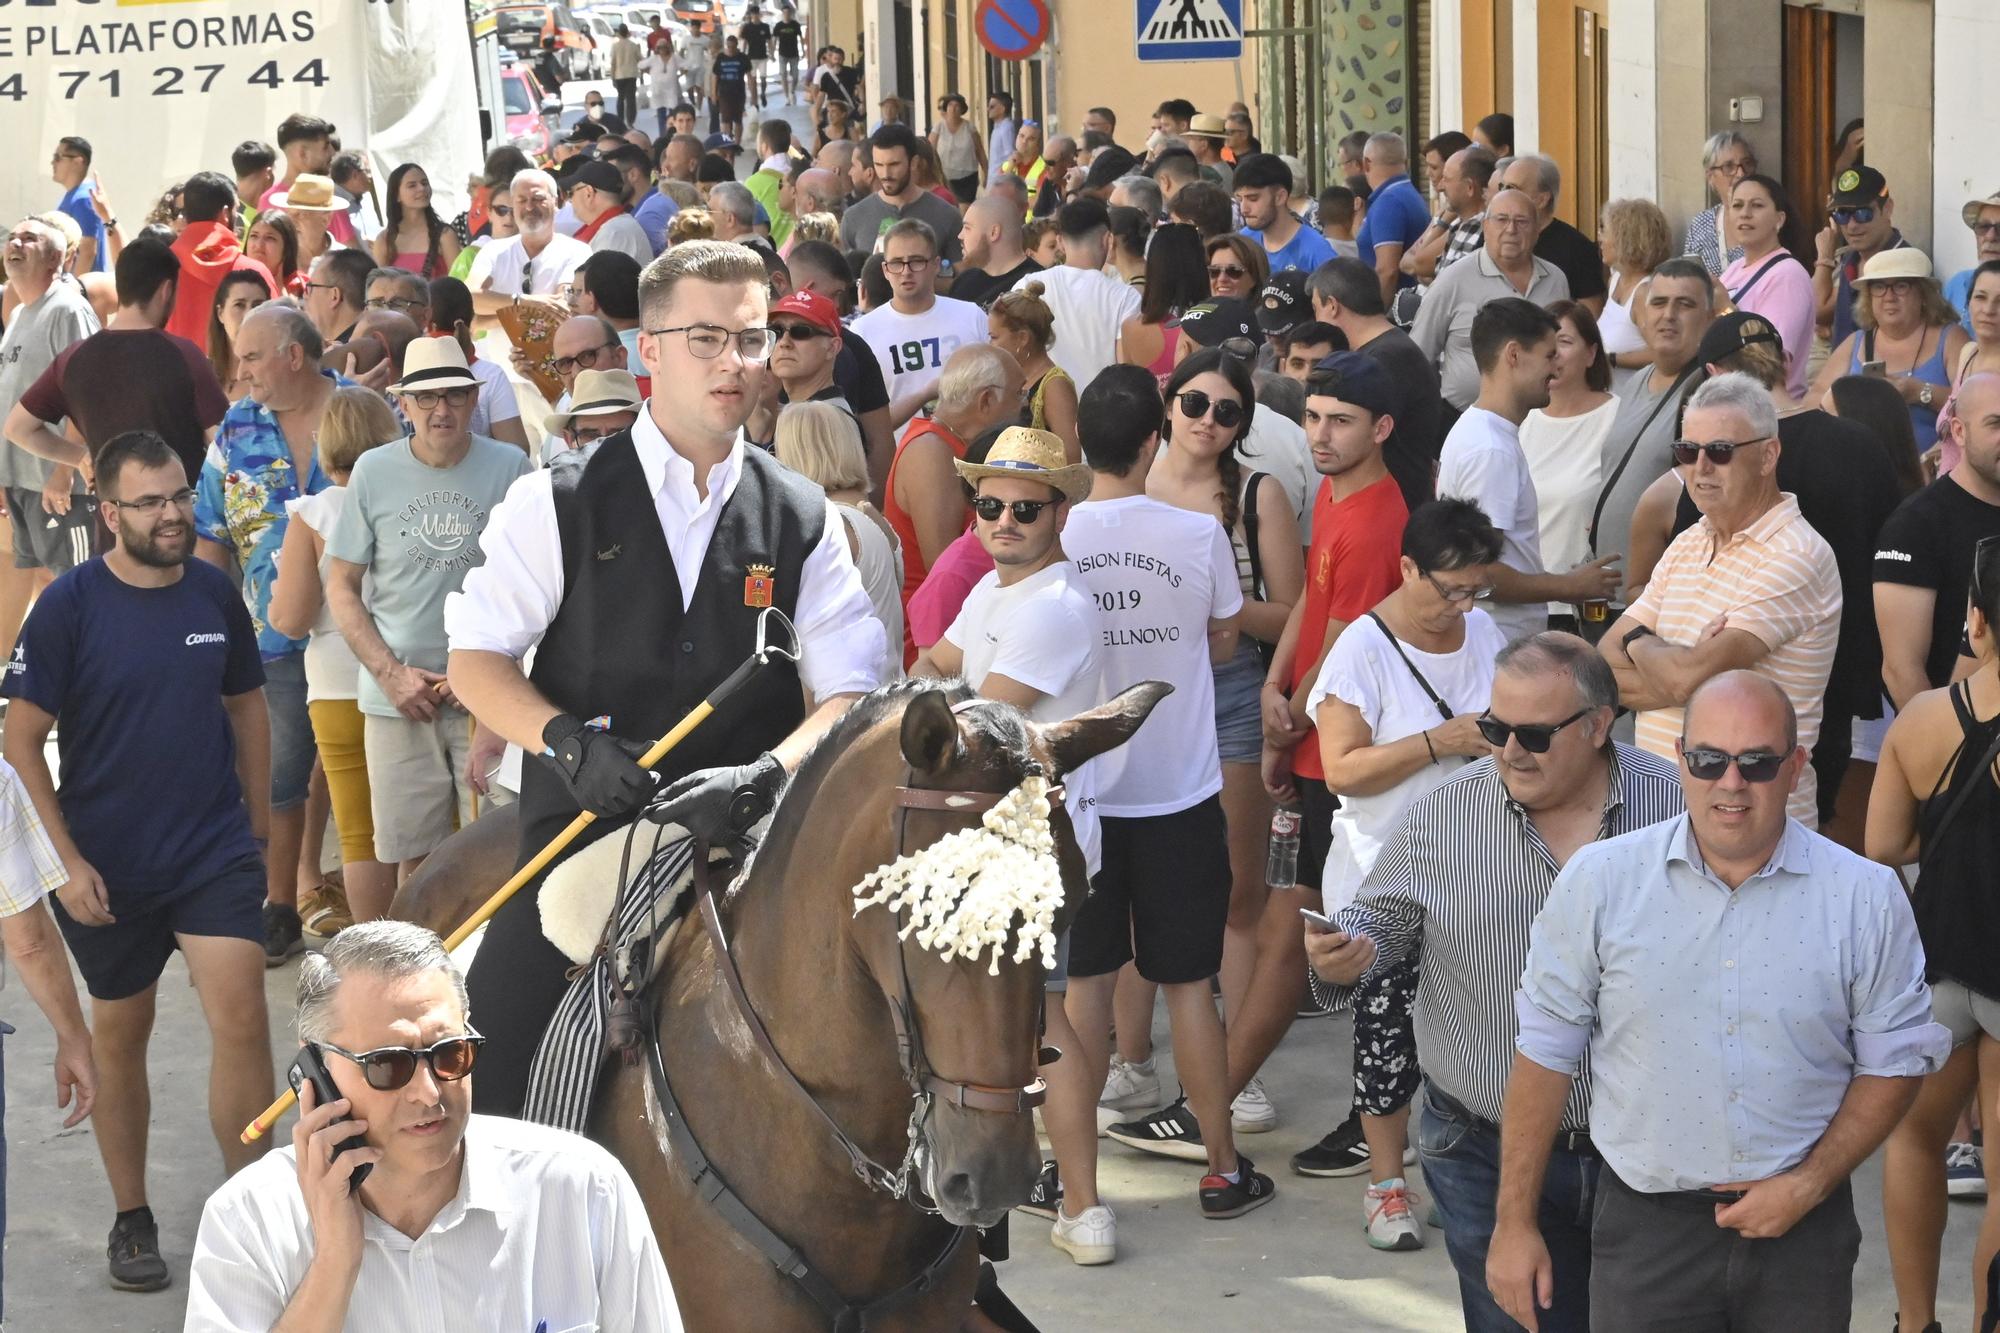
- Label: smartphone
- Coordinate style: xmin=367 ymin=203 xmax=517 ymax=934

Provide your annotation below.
xmin=1861 ymin=359 xmax=1887 ymax=377
xmin=288 ymin=1046 xmax=373 ymax=1193
xmin=1299 ymin=907 xmax=1337 ymax=931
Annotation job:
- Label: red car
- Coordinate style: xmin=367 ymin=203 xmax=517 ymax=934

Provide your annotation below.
xmin=502 ymin=62 xmax=553 ymax=158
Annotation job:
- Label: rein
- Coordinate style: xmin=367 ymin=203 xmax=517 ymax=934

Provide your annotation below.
xmin=643 ymin=738 xmax=1053 ymax=1329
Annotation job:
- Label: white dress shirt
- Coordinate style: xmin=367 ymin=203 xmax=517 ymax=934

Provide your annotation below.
xmin=444 ymin=412 xmax=886 ymax=704
xmin=184 ymin=1113 xmax=682 ymax=1333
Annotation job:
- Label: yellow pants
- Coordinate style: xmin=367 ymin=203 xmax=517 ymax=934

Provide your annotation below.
xmin=307 ymin=699 xmax=377 ymax=866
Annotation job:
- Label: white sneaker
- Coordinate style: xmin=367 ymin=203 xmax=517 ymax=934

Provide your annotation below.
xmin=1230 ymin=1076 xmax=1277 ymax=1133
xmin=1051 ymin=1202 xmax=1117 ymax=1265
xmin=1095 ymin=1104 xmax=1120 ymax=1137
xmin=1099 ymin=1055 xmax=1159 ymax=1111
xmin=1363 ymin=1179 xmax=1426 ymax=1252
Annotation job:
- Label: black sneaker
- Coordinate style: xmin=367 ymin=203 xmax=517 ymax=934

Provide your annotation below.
xmin=1290 ymin=1113 xmax=1373 ymax=1177
xmin=1105 ymin=1097 xmax=1207 ymax=1162
xmin=1016 ymin=1159 xmax=1061 ymax=1220
xmin=1200 ymin=1153 xmax=1277 ymax=1219
xmin=263 ymin=902 xmax=304 ymax=968
xmin=107 ymin=1209 xmax=170 ymax=1292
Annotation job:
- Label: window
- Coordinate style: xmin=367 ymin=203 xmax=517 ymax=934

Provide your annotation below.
xmin=1027 ymin=58 xmax=1043 ymax=127
xmin=944 ymin=0 xmax=960 ymax=103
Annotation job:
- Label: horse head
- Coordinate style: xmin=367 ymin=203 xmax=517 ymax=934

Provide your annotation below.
xmin=842 ymin=679 xmax=1169 ymax=1228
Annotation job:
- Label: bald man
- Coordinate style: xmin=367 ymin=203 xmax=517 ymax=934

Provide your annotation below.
xmin=950 ymin=193 xmax=1041 ymax=310
xmin=1494 ymin=668 xmax=1946 ymax=1332
xmin=791 ymin=167 xmax=843 ymax=222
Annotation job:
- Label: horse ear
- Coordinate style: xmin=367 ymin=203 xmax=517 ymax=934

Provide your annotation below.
xmin=1040 ymin=681 xmax=1174 ymax=778
xmin=899 ymin=688 xmax=961 ymax=775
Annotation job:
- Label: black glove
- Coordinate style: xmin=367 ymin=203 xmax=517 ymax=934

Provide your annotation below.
xmin=542 ymin=714 xmax=656 ymax=819
xmin=643 ymin=752 xmax=785 ymax=843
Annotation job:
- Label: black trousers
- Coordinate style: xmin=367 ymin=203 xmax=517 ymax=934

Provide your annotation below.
xmin=464 ymin=856 xmax=581 ymax=1116
xmin=1589 ymin=1169 xmax=1859 ymax=1331
xmin=614 ymin=77 xmax=638 ymax=127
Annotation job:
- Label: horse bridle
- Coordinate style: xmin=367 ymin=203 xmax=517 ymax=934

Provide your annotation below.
xmin=693 ymin=708 xmax=1057 ymax=1203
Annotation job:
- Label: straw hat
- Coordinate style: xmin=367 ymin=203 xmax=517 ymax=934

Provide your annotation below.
xmin=268 ymin=173 xmax=343 ymax=213
xmin=1853 ymin=249 xmax=1935 ymax=285
xmin=1186 ymin=113 xmax=1228 ymax=141
xmin=952 ymin=426 xmax=1093 ymax=504
xmin=1965 ymin=191 xmax=2000 ymax=229
xmin=547 ymin=370 xmax=643 ymax=434
xmin=389 ymin=337 xmax=482 ymax=393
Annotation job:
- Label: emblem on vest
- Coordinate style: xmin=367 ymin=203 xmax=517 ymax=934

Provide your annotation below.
xmin=744 ymin=562 xmax=776 ymax=608
xmin=596 ymin=544 xmax=621 ymax=561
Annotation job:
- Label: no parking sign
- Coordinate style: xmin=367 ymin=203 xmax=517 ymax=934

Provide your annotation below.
xmin=975 ymin=0 xmax=1051 ymax=61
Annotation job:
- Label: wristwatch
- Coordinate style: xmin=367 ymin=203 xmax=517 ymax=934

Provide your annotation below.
xmin=1621 ymin=623 xmax=1656 ymax=654
xmin=1920 ymin=383 xmax=1936 ymax=407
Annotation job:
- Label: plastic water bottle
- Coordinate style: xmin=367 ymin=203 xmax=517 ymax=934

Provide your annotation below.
xmin=1266 ymin=806 xmax=1302 ymax=890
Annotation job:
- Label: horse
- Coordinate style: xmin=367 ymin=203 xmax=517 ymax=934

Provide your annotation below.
xmin=394 ymin=677 xmax=1167 ymax=1330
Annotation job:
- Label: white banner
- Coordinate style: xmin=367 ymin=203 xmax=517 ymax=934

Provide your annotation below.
xmin=0 ymin=0 xmax=481 ymax=226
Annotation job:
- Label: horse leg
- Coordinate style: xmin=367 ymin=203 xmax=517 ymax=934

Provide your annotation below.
xmin=965 ymin=1261 xmax=1042 ymax=1333
xmin=385 ymin=802 xmax=521 ymax=937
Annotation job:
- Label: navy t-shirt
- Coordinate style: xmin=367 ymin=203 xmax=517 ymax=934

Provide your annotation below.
xmin=713 ymin=54 xmax=751 ymax=93
xmin=2 ymin=558 xmax=263 ymax=900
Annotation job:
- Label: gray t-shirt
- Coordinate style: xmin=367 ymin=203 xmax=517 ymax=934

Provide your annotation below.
xmin=328 ymin=435 xmax=532 ymax=718
xmin=0 ymin=281 xmax=99 ymax=491
xmin=839 ymin=189 xmax=966 ymax=264
xmin=1592 ymin=368 xmax=1695 ymax=601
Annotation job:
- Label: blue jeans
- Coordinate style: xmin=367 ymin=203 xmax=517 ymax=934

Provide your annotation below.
xmin=262 ymin=652 xmax=316 ymax=811
xmin=1417 ymin=1080 xmax=1597 ymax=1333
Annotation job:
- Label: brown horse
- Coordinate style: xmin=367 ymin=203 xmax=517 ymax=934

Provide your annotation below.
xmin=396 ymin=678 xmax=1166 ymax=1330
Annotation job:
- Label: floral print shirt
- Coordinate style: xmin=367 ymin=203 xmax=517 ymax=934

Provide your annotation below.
xmin=194 ymin=370 xmax=339 ymax=660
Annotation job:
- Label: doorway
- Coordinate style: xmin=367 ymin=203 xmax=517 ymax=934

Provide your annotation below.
xmin=1536 ymin=0 xmax=1608 ymax=234
xmin=1783 ymin=2 xmax=1863 ymax=215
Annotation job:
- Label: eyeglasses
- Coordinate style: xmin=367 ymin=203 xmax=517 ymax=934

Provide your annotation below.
xmin=1207 ymin=264 xmax=1248 ymax=281
xmin=1476 ymin=707 xmax=1592 ymax=753
xmin=404 ymin=387 xmax=475 ymax=410
xmin=1976 ymin=223 xmax=2000 ymax=238
xmin=1670 ymin=435 xmax=1768 ymax=466
xmin=1681 ymin=747 xmax=1787 ymax=783
xmin=552 ymin=343 xmax=615 ymax=376
xmin=1870 ymin=278 xmax=1921 ymax=298
xmin=1973 ymin=534 xmax=2000 ymax=606
xmin=1708 ymin=159 xmax=1753 ymax=178
xmin=1175 ymin=390 xmax=1245 ymax=428
xmin=1832 ymin=206 xmax=1878 ymax=227
xmin=971 ymin=496 xmax=1058 ymax=524
xmin=315 ymin=1030 xmax=485 ymax=1092
xmin=110 ymin=487 xmax=197 ymax=516
xmin=883 ymin=256 xmax=932 ymax=273
xmin=771 ymin=322 xmax=832 ymax=343
xmin=646 ymin=323 xmax=777 ymax=361
xmin=304 ymin=281 xmax=341 ymax=295
xmin=569 ymin=422 xmax=628 ymax=444
xmin=366 ymin=296 xmax=424 ymax=313
xmin=1488 ymin=214 xmax=1537 ymax=230
xmin=1423 ymin=570 xmax=1492 ymax=603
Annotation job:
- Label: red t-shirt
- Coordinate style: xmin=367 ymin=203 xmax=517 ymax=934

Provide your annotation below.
xmin=1289 ymin=472 xmax=1408 ymax=781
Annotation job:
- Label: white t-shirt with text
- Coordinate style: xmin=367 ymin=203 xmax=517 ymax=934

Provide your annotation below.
xmin=852 ymin=295 xmax=990 ymax=411
xmin=944 ymin=560 xmax=1107 ymax=873
xmin=1060 ymin=495 xmax=1243 ymax=817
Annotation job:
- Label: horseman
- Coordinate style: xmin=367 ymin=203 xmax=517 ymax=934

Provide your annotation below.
xmin=444 ymin=240 xmax=888 ymax=1116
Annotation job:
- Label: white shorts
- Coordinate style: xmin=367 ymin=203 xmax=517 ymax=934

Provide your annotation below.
xmin=363 ymin=708 xmax=476 ymax=863
xmin=1933 ymin=976 xmax=2000 ymax=1048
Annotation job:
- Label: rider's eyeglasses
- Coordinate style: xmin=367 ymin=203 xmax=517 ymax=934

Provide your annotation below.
xmin=1680 ymin=747 xmax=1787 ymax=783
xmin=315 ymin=1030 xmax=485 ymax=1092
xmin=1476 ymin=708 xmax=1591 ymax=753
xmin=110 ymin=487 xmax=197 ymax=517
xmin=971 ymin=496 xmax=1057 ymax=524
xmin=1175 ymin=390 xmax=1245 ymax=428
xmin=1670 ymin=436 xmax=1767 ymax=466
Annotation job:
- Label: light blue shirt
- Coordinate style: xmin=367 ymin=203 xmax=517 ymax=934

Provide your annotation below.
xmin=1948 ymin=265 xmax=1978 ymax=336
xmin=1516 ymin=813 xmax=1949 ymax=1194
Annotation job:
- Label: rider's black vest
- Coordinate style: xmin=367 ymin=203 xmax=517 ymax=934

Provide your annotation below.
xmin=517 ymin=432 xmax=822 ymax=860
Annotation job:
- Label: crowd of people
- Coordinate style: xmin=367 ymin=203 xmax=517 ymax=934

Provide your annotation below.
xmin=0 ymin=33 xmax=1997 ymax=1331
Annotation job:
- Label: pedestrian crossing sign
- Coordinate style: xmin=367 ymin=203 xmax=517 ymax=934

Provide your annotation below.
xmin=1136 ymin=0 xmax=1244 ymax=61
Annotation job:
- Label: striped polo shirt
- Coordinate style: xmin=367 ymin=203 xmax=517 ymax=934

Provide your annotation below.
xmin=1627 ymin=493 xmax=1840 ymax=824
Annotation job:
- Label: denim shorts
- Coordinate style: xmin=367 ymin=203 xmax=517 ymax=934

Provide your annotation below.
xmin=263 ymin=651 xmax=318 ymax=811
xmin=1212 ymin=642 xmax=1265 ymax=765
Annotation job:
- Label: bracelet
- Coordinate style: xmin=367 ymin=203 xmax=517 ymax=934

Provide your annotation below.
xmin=1422 ymin=730 xmax=1438 ymax=764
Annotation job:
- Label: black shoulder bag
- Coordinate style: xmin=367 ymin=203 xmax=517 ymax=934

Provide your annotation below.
xmin=1366 ymin=612 xmax=1455 ymax=724
xmin=1580 ymin=364 xmax=1701 ymax=643
xmin=1240 ymin=470 xmax=1275 ymax=668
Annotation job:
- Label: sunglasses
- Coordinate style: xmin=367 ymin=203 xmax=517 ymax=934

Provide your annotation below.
xmin=1832 ymin=206 xmax=1878 ymax=226
xmin=316 ymin=1031 xmax=484 ymax=1092
xmin=1972 ymin=534 xmax=2000 ymax=606
xmin=971 ymin=496 xmax=1057 ymax=524
xmin=1175 ymin=390 xmax=1245 ymax=428
xmin=1670 ymin=436 xmax=1767 ymax=466
xmin=1207 ymin=264 xmax=1248 ymax=281
xmin=490 ymin=204 xmax=515 ymax=219
xmin=1477 ymin=707 xmax=1591 ymax=753
xmin=771 ymin=322 xmax=832 ymax=343
xmin=1680 ymin=747 xmax=1787 ymax=783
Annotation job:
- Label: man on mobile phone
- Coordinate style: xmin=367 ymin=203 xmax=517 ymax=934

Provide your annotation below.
xmin=186 ymin=921 xmax=680 ymax=1331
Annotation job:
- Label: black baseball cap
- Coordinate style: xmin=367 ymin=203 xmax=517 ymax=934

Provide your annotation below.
xmin=1304 ymin=351 xmax=1399 ymax=418
xmin=1257 ymin=272 xmax=1309 ymax=338
xmin=1830 ymin=165 xmax=1888 ymax=209
xmin=565 ymin=160 xmax=625 ymax=196
xmin=1178 ymin=297 xmax=1261 ymax=348
xmin=1695 ymin=310 xmax=1785 ymax=367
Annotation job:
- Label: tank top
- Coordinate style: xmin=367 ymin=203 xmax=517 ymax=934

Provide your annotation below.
xmin=1914 ymin=680 xmax=2000 ymax=995
xmin=394 ymin=250 xmax=438 ymax=278
xmin=934 ymin=119 xmax=981 ymax=178
xmin=1850 ymin=327 xmax=1952 ymax=452
xmin=1147 ymin=321 xmax=1181 ymax=388
xmin=1023 ymin=366 xmax=1074 ymax=434
xmin=882 ymin=417 xmax=968 ymax=666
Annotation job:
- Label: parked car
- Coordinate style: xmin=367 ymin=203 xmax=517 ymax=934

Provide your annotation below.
xmin=501 ymin=60 xmax=556 ymax=157
xmin=493 ymin=3 xmax=595 ymax=80
xmin=577 ymin=11 xmax=617 ymax=79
